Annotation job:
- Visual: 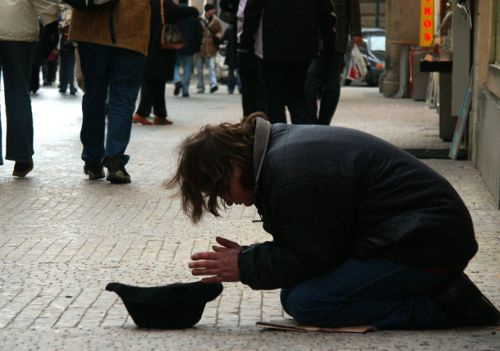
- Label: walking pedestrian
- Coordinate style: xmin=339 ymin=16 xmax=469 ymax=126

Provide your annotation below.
xmin=0 ymin=0 xmax=59 ymax=177
xmin=240 ymin=0 xmax=336 ymax=124
xmin=168 ymin=114 xmax=499 ymax=330
xmin=58 ymin=5 xmax=77 ymax=95
xmin=70 ymin=1 xmax=151 ymax=184
xmin=221 ymin=0 xmax=265 ymax=117
xmin=172 ymin=7 xmax=203 ymax=98
xmin=305 ymin=0 xmax=362 ymax=125
xmin=196 ymin=4 xmax=222 ymax=94
xmin=133 ymin=0 xmax=199 ymax=126
xmin=222 ymin=25 xmax=240 ymax=95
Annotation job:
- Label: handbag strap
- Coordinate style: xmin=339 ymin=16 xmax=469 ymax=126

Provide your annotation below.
xmin=201 ymin=16 xmax=218 ymax=39
xmin=161 ymin=0 xmax=166 ymax=26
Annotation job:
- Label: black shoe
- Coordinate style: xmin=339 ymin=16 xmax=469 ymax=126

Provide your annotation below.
xmin=182 ymin=92 xmax=190 ymax=98
xmin=210 ymin=85 xmax=218 ymax=94
xmin=13 ymin=160 xmax=34 ymax=177
xmin=106 ymin=163 xmax=131 ymax=184
xmin=84 ymin=161 xmax=105 ymax=180
xmin=174 ymin=82 xmax=183 ymax=96
xmin=433 ymin=273 xmax=499 ymax=326
xmin=70 ymin=88 xmax=77 ymax=95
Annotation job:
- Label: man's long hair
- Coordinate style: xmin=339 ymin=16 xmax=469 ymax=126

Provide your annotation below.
xmin=166 ymin=113 xmax=264 ymax=223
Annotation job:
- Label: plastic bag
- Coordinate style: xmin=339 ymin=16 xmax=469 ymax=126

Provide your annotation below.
xmin=347 ymin=44 xmax=367 ymax=82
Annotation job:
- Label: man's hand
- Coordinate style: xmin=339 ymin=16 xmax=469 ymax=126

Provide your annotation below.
xmin=189 ymin=237 xmax=242 ymax=284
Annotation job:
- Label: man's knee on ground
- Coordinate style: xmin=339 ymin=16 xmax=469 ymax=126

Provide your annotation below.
xmin=283 ymin=288 xmax=344 ymax=326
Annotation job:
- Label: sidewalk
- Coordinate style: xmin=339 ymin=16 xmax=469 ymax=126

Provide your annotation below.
xmin=0 ymin=85 xmax=498 ymax=350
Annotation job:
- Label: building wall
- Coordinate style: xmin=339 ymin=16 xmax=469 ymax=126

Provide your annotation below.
xmin=360 ymin=0 xmax=386 ymax=28
xmin=471 ymin=0 xmax=500 ymax=208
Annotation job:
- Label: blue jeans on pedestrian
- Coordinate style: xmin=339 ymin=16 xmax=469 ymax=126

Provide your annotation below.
xmin=77 ymin=42 xmax=145 ymax=167
xmin=0 ymin=41 xmax=36 ymax=166
xmin=280 ymin=258 xmax=457 ymax=329
xmin=173 ymin=53 xmax=194 ymax=95
xmin=196 ymin=55 xmax=217 ymax=92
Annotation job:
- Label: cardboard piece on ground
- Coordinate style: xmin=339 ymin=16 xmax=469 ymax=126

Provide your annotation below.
xmin=256 ymin=319 xmax=376 ymax=333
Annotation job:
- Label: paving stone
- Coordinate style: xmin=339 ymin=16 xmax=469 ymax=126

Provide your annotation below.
xmin=0 ymin=86 xmax=498 ymax=350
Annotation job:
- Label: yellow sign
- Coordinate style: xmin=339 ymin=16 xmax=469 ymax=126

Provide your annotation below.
xmin=419 ymin=0 xmax=434 ymax=47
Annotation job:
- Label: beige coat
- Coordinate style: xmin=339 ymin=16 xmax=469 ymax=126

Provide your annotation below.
xmin=198 ymin=14 xmax=222 ymax=58
xmin=69 ymin=0 xmax=151 ymax=55
xmin=0 ymin=0 xmax=59 ymax=42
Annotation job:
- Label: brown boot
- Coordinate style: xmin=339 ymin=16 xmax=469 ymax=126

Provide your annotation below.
xmin=132 ymin=114 xmax=152 ymax=125
xmin=153 ymin=116 xmax=173 ymax=125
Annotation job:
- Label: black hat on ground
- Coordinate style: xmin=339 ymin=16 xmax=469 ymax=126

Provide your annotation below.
xmin=204 ymin=3 xmax=215 ymax=12
xmin=106 ymin=281 xmax=223 ymax=329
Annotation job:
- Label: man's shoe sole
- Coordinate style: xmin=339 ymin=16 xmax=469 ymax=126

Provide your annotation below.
xmin=84 ymin=169 xmax=105 ymax=180
xmin=106 ymin=170 xmax=131 ymax=184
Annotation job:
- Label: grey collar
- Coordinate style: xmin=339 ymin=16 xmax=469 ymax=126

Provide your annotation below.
xmin=253 ymin=117 xmax=271 ymax=184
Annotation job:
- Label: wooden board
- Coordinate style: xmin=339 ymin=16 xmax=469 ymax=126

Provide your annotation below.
xmin=449 ymin=68 xmax=473 ymax=160
xmin=256 ymin=319 xmax=376 ymax=333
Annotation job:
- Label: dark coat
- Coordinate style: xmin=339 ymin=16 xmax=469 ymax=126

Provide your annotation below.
xmin=333 ymin=0 xmax=362 ymax=53
xmin=177 ymin=13 xmax=202 ymax=56
xmin=238 ymin=124 xmax=477 ymax=290
xmin=143 ymin=0 xmax=198 ymax=82
xmin=70 ymin=0 xmax=151 ymax=55
xmin=239 ymin=0 xmax=335 ymax=59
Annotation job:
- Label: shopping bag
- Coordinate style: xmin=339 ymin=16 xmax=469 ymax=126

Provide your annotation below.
xmin=347 ymin=44 xmax=367 ymax=82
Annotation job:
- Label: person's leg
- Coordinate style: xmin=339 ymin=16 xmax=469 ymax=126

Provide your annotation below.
xmin=67 ymin=50 xmax=77 ymax=94
xmin=173 ymin=54 xmax=181 ymax=84
xmin=77 ymin=42 xmax=110 ymax=166
xmin=285 ymin=59 xmax=313 ymax=124
xmin=59 ymin=51 xmax=68 ymax=93
xmin=207 ymin=56 xmax=218 ymax=92
xmin=135 ymin=78 xmax=153 ymax=118
xmin=105 ymin=47 xmax=146 ymax=169
xmin=227 ymin=65 xmax=235 ymax=94
xmin=151 ymin=79 xmax=167 ymax=119
xmin=42 ymin=62 xmax=49 ymax=85
xmin=173 ymin=54 xmax=182 ymax=96
xmin=30 ymin=64 xmax=40 ymax=94
xmin=261 ymin=59 xmax=287 ymax=124
xmin=182 ymin=54 xmax=193 ymax=97
xmin=0 ymin=41 xmax=36 ymax=163
xmin=196 ymin=56 xmax=205 ymax=93
xmin=303 ymin=58 xmax=319 ymax=122
xmin=318 ymin=52 xmax=344 ymax=125
xmin=281 ymin=258 xmax=457 ymax=329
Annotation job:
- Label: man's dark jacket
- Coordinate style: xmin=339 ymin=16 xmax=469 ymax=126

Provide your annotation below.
xmin=239 ymin=0 xmax=336 ymax=59
xmin=333 ymin=0 xmax=361 ymax=53
xmin=176 ymin=13 xmax=203 ymax=56
xmin=238 ymin=122 xmax=477 ymax=290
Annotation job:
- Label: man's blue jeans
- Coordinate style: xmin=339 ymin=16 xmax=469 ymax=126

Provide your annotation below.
xmin=0 ymin=41 xmax=36 ymax=165
xmin=78 ymin=42 xmax=145 ymax=167
xmin=196 ymin=55 xmax=217 ymax=92
xmin=281 ymin=259 xmax=457 ymax=329
xmin=173 ymin=53 xmax=194 ymax=95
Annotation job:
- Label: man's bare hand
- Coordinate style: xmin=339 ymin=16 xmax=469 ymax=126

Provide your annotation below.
xmin=189 ymin=236 xmax=242 ymax=284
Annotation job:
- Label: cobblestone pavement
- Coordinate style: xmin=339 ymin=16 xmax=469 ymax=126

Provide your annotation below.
xmin=0 ymin=85 xmax=498 ymax=350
